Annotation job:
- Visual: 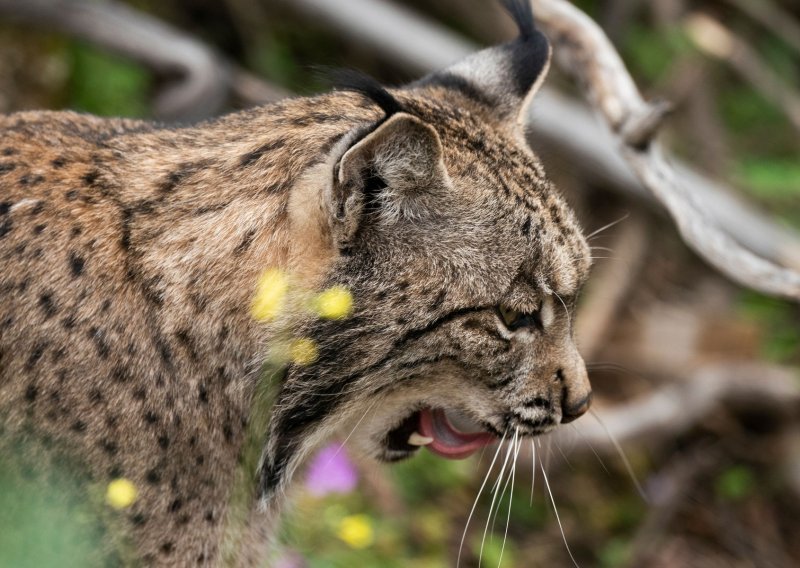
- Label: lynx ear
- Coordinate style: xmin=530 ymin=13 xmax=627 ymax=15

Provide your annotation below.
xmin=329 ymin=113 xmax=448 ymax=245
xmin=415 ymin=0 xmax=551 ymax=129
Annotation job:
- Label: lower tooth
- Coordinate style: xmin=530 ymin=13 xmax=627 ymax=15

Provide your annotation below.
xmin=408 ymin=432 xmax=434 ymax=446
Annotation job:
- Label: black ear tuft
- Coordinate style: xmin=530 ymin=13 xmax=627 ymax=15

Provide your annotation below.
xmin=501 ymin=0 xmax=536 ymax=40
xmin=329 ymin=68 xmax=404 ymax=119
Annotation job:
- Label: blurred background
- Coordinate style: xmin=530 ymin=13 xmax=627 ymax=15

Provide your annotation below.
xmin=0 ymin=0 xmax=799 ymax=566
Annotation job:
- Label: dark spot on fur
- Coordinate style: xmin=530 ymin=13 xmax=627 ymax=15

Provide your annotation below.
xmin=24 ymin=384 xmax=38 ymax=402
xmin=233 ymin=227 xmax=258 ymax=255
xmin=82 ymin=170 xmax=100 ymax=186
xmin=65 ymin=189 xmax=79 ymax=201
xmin=89 ymin=388 xmax=103 ymax=404
xmin=198 ymin=383 xmax=209 ymax=404
xmin=26 ymin=341 xmax=47 ymax=370
xmin=168 ymin=498 xmax=183 ymax=513
xmin=2 ymin=148 xmax=16 ymax=156
xmin=223 ymin=422 xmax=234 ymax=442
xmin=158 ymin=171 xmax=184 ymax=193
xmin=175 ymin=329 xmax=199 ymax=361
xmin=71 ymin=420 xmax=87 ymax=433
xmin=146 ymin=468 xmax=162 ymax=484
xmin=111 ymin=366 xmax=130 ymax=383
xmin=39 ymin=293 xmax=57 ymax=319
xmin=51 ymin=157 xmax=68 ymax=168
xmin=88 ymin=327 xmax=110 ymax=359
xmin=160 ymin=542 xmax=174 ymax=555
xmin=0 ymin=201 xmax=10 ymax=215
xmin=156 ymin=338 xmax=173 ymax=366
xmin=0 ymin=163 xmax=17 ymax=174
xmin=19 ymin=174 xmax=45 ymax=186
xmin=131 ymin=513 xmax=147 ymax=526
xmin=61 ymin=313 xmax=77 ymax=329
xmin=120 ymin=208 xmax=132 ymax=250
xmin=0 ymin=218 xmax=12 ymax=239
xmin=32 ymin=223 xmax=46 ymax=235
xmin=158 ymin=435 xmax=170 ymax=450
xmin=144 ymin=411 xmax=159 ymax=424
xmin=240 ymin=140 xmax=286 ymax=166
xmin=100 ymin=439 xmax=118 ymax=455
xmin=521 ymin=216 xmax=531 ymax=236
xmin=69 ymin=253 xmax=85 ymax=277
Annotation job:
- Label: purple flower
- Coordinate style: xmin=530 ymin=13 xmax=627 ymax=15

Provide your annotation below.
xmin=273 ymin=550 xmax=306 ymax=568
xmin=305 ymin=442 xmax=358 ymax=496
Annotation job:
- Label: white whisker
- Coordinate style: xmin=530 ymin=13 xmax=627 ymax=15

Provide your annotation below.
xmin=322 ymin=399 xmax=378 ymax=467
xmin=553 ymin=291 xmax=571 ymax=329
xmin=490 ymin=430 xmax=517 ymax=537
xmin=480 ymin=436 xmax=515 ymax=567
xmin=589 ymin=409 xmax=648 ymax=501
xmin=540 ymin=450 xmax=581 ymax=568
xmin=529 ymin=439 xmax=537 ymax=506
xmin=457 ymin=433 xmax=506 ymax=568
xmin=570 ymin=423 xmax=610 ymax=475
xmin=586 ymin=212 xmax=629 ymax=240
xmin=499 ymin=430 xmax=522 ymax=568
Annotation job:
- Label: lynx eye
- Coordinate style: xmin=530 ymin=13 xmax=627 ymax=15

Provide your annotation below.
xmin=497 ymin=305 xmax=543 ymax=331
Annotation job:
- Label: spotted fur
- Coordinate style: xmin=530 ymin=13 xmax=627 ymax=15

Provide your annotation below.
xmin=0 ymin=2 xmax=592 ymax=565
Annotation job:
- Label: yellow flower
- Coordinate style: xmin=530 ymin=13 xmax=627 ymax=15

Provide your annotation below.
xmin=289 ymin=338 xmax=318 ymax=366
xmin=251 ymin=269 xmax=289 ymax=321
xmin=313 ymin=286 xmax=353 ymax=320
xmin=106 ymin=478 xmax=138 ymax=509
xmin=337 ymin=514 xmax=374 ymax=549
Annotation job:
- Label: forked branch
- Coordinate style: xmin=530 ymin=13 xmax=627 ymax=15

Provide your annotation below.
xmin=530 ymin=0 xmax=800 ymax=300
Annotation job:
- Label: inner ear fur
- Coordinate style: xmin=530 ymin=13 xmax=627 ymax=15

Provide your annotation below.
xmin=329 ymin=113 xmax=448 ymax=244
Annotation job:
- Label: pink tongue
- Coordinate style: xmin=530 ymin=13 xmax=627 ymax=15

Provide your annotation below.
xmin=418 ymin=408 xmax=497 ymax=460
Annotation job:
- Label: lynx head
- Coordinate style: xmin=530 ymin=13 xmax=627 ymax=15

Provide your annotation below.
xmin=260 ymin=0 xmax=592 ymax=498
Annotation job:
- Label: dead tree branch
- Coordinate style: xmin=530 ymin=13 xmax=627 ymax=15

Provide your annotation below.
xmin=576 ymin=212 xmax=649 ymax=360
xmin=0 ymin=0 xmax=232 ymax=122
xmin=280 ymin=0 xmax=800 ymax=292
xmin=556 ymin=362 xmax=799 ymax=452
xmin=530 ymin=0 xmax=800 ymax=300
xmin=722 ymin=0 xmax=800 ymax=57
xmin=3 ymin=0 xmax=800 ymax=295
xmin=685 ymin=12 xmax=800 ymax=134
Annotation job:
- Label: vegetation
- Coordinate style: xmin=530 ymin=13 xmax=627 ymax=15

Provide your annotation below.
xmin=1 ymin=0 xmax=798 ymax=566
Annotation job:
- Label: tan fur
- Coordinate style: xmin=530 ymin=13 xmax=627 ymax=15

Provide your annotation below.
xmin=1 ymin=48 xmax=592 ymax=565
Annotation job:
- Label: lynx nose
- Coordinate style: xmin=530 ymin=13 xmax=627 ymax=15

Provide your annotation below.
xmin=560 ymin=392 xmax=592 ymax=424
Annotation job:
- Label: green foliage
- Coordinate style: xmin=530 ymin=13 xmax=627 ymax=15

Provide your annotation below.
xmin=737 ymin=159 xmax=800 ymax=201
xmin=68 ymin=42 xmax=150 ymax=117
xmin=715 ymin=465 xmax=756 ymax=502
xmin=0 ymin=439 xmax=115 ymax=567
xmin=598 ymin=537 xmax=631 ymax=568
xmin=738 ymin=292 xmax=800 ymax=363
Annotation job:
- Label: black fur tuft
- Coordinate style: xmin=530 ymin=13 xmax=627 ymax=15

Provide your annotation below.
xmin=330 ymin=68 xmax=404 ymax=118
xmin=501 ymin=0 xmax=537 ymax=40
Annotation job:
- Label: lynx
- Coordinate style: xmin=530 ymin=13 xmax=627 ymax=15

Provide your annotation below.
xmin=0 ymin=0 xmax=591 ymax=564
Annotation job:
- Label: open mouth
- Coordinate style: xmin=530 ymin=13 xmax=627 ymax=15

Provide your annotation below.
xmin=384 ymin=408 xmax=497 ymax=460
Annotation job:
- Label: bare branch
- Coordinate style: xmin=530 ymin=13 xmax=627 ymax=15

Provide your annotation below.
xmin=556 ymin=362 xmax=800 ymax=452
xmin=576 ymin=212 xmax=649 ymax=360
xmin=0 ymin=0 xmax=231 ymax=122
xmin=685 ymin=12 xmax=800 ymax=134
xmin=722 ymin=0 xmax=800 ymax=58
xmin=280 ymin=0 xmax=800 ymax=292
xmin=531 ymin=0 xmax=800 ymax=300
xmin=3 ymin=0 xmax=800 ymax=294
